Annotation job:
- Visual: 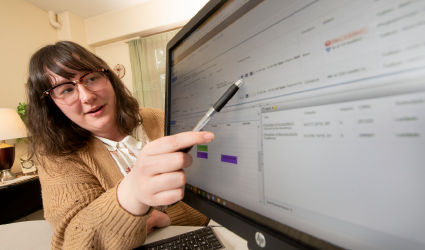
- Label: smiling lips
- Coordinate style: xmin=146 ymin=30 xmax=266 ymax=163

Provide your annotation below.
xmin=87 ymin=105 xmax=104 ymax=114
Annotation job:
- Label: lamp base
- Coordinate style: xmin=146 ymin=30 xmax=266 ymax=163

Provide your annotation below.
xmin=1 ymin=169 xmax=16 ymax=181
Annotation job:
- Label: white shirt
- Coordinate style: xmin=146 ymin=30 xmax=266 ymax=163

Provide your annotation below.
xmin=95 ymin=125 xmax=149 ymax=176
xmin=96 ymin=125 xmax=169 ymax=211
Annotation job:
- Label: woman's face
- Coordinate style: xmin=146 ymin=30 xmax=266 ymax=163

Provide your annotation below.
xmin=49 ymin=69 xmax=120 ymax=140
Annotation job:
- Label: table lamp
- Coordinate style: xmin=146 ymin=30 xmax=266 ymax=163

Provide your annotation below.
xmin=0 ymin=108 xmax=27 ymax=181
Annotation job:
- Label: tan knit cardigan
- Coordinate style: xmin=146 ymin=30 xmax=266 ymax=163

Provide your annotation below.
xmin=39 ymin=108 xmax=209 ymax=250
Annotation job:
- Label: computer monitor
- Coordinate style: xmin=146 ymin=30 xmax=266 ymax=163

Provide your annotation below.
xmin=165 ymin=0 xmax=425 ymax=249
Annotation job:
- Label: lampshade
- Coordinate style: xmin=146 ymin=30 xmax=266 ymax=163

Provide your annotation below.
xmin=0 ymin=108 xmax=27 ymax=140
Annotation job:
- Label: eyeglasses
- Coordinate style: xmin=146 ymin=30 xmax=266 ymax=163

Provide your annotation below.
xmin=42 ymin=69 xmax=109 ymax=105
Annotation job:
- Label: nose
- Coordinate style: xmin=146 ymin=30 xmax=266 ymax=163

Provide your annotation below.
xmin=77 ymin=84 xmax=96 ymax=103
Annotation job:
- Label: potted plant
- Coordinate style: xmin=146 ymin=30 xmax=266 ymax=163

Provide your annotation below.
xmin=15 ymin=102 xmax=27 ymax=144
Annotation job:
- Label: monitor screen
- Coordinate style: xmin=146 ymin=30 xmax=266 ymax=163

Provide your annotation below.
xmin=166 ymin=0 xmax=425 ymax=249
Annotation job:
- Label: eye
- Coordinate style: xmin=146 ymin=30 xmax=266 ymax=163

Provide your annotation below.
xmin=86 ymin=76 xmax=98 ymax=83
xmin=54 ymin=83 xmax=75 ymax=96
xmin=84 ymin=72 xmax=103 ymax=85
xmin=60 ymin=86 xmax=75 ymax=95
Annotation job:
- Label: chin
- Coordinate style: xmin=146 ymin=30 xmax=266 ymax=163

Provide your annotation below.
xmin=97 ymin=119 xmax=114 ymax=129
xmin=88 ymin=117 xmax=113 ymax=130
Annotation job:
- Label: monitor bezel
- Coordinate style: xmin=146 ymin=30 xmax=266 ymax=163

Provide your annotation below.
xmin=165 ymin=0 xmax=229 ymax=136
xmin=164 ymin=1 xmax=325 ymax=249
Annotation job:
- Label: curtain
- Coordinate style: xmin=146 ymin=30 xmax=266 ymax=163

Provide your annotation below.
xmin=128 ymin=29 xmax=180 ymax=110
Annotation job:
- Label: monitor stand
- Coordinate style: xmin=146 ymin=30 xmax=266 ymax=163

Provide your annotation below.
xmin=247 ymin=238 xmax=304 ymax=250
xmin=247 ymin=242 xmax=261 ymax=250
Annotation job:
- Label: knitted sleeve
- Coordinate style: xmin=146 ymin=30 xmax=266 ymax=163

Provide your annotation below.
xmin=164 ymin=201 xmax=210 ymax=226
xmin=39 ymin=159 xmax=153 ymax=250
xmin=139 ymin=107 xmax=165 ymax=141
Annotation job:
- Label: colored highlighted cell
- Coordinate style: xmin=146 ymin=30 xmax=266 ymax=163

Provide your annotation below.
xmin=197 ymin=145 xmax=208 ymax=152
xmin=221 ymin=155 xmax=237 ymax=164
xmin=197 ymin=151 xmax=208 ymax=159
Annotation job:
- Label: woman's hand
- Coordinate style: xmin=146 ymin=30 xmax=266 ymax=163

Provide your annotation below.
xmin=147 ymin=210 xmax=171 ymax=234
xmin=117 ymin=131 xmax=214 ymax=216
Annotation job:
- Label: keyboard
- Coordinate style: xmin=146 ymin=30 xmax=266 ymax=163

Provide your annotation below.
xmin=135 ymin=226 xmax=226 ymax=250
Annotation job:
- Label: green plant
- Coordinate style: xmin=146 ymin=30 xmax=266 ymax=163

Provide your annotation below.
xmin=15 ymin=102 xmax=28 ymax=145
xmin=17 ymin=102 xmax=27 ymax=124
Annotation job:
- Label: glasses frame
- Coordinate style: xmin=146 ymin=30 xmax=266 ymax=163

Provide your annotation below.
xmin=41 ymin=69 xmax=109 ymax=102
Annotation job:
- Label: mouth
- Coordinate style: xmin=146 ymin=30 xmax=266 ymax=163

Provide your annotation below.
xmin=86 ymin=105 xmax=105 ymax=115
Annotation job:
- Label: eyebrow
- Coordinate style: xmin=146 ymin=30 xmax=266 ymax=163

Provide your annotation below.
xmin=51 ymin=77 xmax=72 ymax=87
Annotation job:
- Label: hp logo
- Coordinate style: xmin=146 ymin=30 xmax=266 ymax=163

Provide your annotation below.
xmin=255 ymin=232 xmax=266 ymax=248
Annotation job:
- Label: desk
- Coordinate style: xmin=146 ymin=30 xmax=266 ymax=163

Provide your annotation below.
xmin=0 ymin=176 xmax=43 ymax=224
xmin=0 ymin=220 xmax=53 ymax=250
xmin=0 ymin=220 xmax=247 ymax=250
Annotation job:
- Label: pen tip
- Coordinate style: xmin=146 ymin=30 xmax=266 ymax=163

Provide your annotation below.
xmin=235 ymin=78 xmax=244 ymax=88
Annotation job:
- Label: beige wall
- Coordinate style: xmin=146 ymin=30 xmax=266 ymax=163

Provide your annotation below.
xmin=0 ymin=0 xmax=57 ymax=109
xmin=95 ymin=40 xmax=135 ymax=94
xmin=0 ymin=0 xmax=58 ymax=172
xmin=91 ymin=0 xmax=208 ymax=101
xmin=86 ymin=0 xmax=209 ymax=47
xmin=57 ymin=11 xmax=95 ymax=53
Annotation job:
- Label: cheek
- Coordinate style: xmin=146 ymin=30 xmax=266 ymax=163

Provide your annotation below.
xmin=112 ymin=94 xmax=117 ymax=106
xmin=107 ymin=85 xmax=118 ymax=107
xmin=55 ymin=102 xmax=82 ymax=121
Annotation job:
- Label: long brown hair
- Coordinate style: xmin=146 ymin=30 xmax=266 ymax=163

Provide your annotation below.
xmin=26 ymin=41 xmax=141 ymax=160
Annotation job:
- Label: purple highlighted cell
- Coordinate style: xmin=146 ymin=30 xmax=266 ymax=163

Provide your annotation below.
xmin=197 ymin=151 xmax=208 ymax=159
xmin=221 ymin=155 xmax=237 ymax=164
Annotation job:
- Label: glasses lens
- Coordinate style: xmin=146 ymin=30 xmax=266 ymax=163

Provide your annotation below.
xmin=51 ymin=83 xmax=78 ymax=104
xmin=82 ymin=72 xmax=107 ymax=91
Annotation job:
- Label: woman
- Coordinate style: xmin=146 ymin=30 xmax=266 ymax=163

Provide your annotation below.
xmin=26 ymin=41 xmax=214 ymax=249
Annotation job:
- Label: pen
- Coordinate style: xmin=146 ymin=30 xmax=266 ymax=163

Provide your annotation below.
xmin=179 ymin=78 xmax=244 ymax=153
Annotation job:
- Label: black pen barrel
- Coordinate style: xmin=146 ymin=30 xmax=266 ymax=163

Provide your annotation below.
xmin=213 ymin=84 xmax=239 ymax=112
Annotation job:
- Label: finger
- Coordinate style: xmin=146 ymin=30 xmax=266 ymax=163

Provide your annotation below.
xmin=141 ymin=152 xmax=192 ymax=176
xmin=148 ymin=170 xmax=186 ymax=194
xmin=155 ymin=212 xmax=171 ymax=228
xmin=151 ymin=188 xmax=185 ymax=206
xmin=143 ymin=131 xmax=214 ymax=156
xmin=147 ymin=216 xmax=155 ymax=233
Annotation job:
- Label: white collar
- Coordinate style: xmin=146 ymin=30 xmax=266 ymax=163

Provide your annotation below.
xmin=95 ymin=135 xmax=143 ymax=152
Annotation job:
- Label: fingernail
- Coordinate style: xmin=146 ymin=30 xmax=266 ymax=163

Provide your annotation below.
xmin=203 ymin=132 xmax=214 ymax=141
